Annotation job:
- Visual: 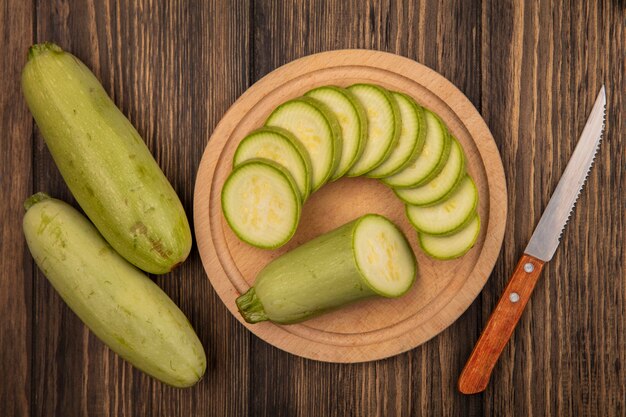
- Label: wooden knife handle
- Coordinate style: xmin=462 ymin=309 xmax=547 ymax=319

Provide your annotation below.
xmin=458 ymin=254 xmax=545 ymax=394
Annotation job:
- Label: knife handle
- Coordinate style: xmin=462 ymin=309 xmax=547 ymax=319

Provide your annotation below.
xmin=458 ymin=254 xmax=545 ymax=394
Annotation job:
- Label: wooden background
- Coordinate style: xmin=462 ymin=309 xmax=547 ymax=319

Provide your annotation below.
xmin=1 ymin=0 xmax=624 ymax=416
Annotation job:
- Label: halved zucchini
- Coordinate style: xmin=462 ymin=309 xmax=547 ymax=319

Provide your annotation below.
xmin=222 ymin=159 xmax=301 ymax=249
xmin=382 ymin=109 xmax=451 ymax=188
xmin=346 ymin=84 xmax=401 ymax=176
xmin=233 ymin=127 xmax=312 ymax=201
xmin=265 ymin=97 xmax=342 ymax=191
xmin=236 ymin=214 xmax=417 ymax=324
xmin=305 ymin=86 xmax=367 ymax=179
xmin=367 ymin=92 xmax=425 ymax=178
xmin=406 ymin=176 xmax=477 ymax=235
xmin=419 ymin=214 xmax=481 ymax=260
xmin=395 ymin=136 xmax=465 ymax=206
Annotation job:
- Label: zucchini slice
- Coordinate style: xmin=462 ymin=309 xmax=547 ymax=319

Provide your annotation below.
xmin=382 ymin=109 xmax=451 ymax=188
xmin=395 ymin=136 xmax=465 ymax=206
xmin=233 ymin=127 xmax=312 ymax=202
xmin=265 ymin=97 xmax=342 ymax=191
xmin=406 ymin=176 xmax=477 ymax=235
xmin=346 ymin=84 xmax=401 ymax=176
xmin=367 ymin=92 xmax=426 ymax=178
xmin=419 ymin=214 xmax=481 ymax=260
xmin=222 ymin=159 xmax=301 ymax=249
xmin=305 ymin=86 xmax=367 ymax=180
xmin=236 ymin=214 xmax=417 ymax=324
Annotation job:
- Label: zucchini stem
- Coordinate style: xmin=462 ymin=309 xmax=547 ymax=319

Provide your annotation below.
xmin=236 ymin=288 xmax=269 ymax=323
xmin=24 ymin=192 xmax=51 ymax=212
xmin=28 ymin=42 xmax=63 ymax=60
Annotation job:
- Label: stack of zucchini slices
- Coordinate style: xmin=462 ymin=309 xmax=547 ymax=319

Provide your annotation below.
xmin=222 ymin=84 xmax=480 ymax=260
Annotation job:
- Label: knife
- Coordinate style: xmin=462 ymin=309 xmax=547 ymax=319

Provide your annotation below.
xmin=458 ymin=86 xmax=606 ymax=395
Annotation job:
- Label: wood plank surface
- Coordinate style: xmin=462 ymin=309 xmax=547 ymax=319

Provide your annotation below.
xmin=0 ymin=1 xmax=33 ymax=417
xmin=30 ymin=1 xmax=250 ymax=416
xmin=480 ymin=1 xmax=625 ymax=416
xmin=0 ymin=0 xmax=623 ymax=416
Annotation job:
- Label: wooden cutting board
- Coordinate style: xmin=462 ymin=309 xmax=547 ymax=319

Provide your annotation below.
xmin=193 ymin=50 xmax=507 ymax=363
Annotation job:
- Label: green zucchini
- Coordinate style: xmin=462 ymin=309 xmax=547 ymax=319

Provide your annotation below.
xmin=236 ymin=214 xmax=417 ymax=324
xmin=233 ymin=127 xmax=312 ymax=202
xmin=367 ymin=92 xmax=425 ymax=178
xmin=305 ymin=86 xmax=367 ymax=179
xmin=222 ymin=159 xmax=301 ymax=249
xmin=419 ymin=214 xmax=481 ymax=260
xmin=406 ymin=175 xmax=478 ymax=235
xmin=395 ymin=136 xmax=465 ymax=206
xmin=382 ymin=109 xmax=451 ymax=188
xmin=265 ymin=96 xmax=342 ymax=191
xmin=23 ymin=193 xmax=206 ymax=387
xmin=21 ymin=43 xmax=191 ymax=274
xmin=347 ymin=84 xmax=402 ymax=176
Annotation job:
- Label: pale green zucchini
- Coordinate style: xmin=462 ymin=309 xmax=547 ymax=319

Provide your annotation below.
xmin=419 ymin=214 xmax=481 ymax=260
xmin=265 ymin=96 xmax=342 ymax=191
xmin=367 ymin=92 xmax=426 ymax=178
xmin=347 ymin=84 xmax=402 ymax=176
xmin=305 ymin=86 xmax=367 ymax=179
xmin=394 ymin=136 xmax=465 ymax=206
xmin=236 ymin=214 xmax=417 ymax=324
xmin=23 ymin=193 xmax=206 ymax=387
xmin=406 ymin=175 xmax=478 ymax=235
xmin=233 ymin=127 xmax=312 ymax=201
xmin=222 ymin=159 xmax=301 ymax=249
xmin=382 ymin=109 xmax=451 ymax=188
xmin=21 ymin=43 xmax=191 ymax=274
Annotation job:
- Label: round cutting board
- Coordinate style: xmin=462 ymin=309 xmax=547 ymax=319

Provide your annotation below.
xmin=193 ymin=50 xmax=507 ymax=363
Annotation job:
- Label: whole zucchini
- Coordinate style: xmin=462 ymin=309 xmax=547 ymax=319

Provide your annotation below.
xmin=21 ymin=43 xmax=191 ymax=274
xmin=23 ymin=193 xmax=206 ymax=387
xmin=236 ymin=214 xmax=417 ymax=324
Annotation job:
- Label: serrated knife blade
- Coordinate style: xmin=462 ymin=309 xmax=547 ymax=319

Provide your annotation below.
xmin=458 ymin=86 xmax=606 ymax=395
xmin=525 ymin=86 xmax=606 ymax=261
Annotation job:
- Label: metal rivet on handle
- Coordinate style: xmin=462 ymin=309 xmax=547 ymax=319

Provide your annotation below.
xmin=524 ymin=263 xmax=534 ymax=273
xmin=509 ymin=292 xmax=520 ymax=303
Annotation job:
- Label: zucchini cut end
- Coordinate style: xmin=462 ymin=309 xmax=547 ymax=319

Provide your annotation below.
xmin=353 ymin=214 xmax=417 ymax=298
xmin=236 ymin=287 xmax=269 ymax=323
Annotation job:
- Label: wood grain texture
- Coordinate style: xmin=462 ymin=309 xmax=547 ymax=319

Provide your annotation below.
xmin=193 ymin=49 xmax=507 ymax=363
xmin=0 ymin=0 xmax=624 ymax=416
xmin=0 ymin=1 xmax=33 ymax=416
xmin=31 ymin=1 xmax=250 ymax=416
xmin=480 ymin=0 xmax=625 ymax=416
